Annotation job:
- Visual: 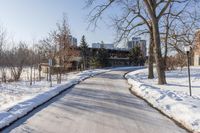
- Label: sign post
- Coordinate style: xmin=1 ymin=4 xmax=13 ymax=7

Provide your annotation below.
xmin=184 ymin=45 xmax=192 ymax=96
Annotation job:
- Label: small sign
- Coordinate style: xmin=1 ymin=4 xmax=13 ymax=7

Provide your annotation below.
xmin=49 ymin=59 xmax=53 ymax=66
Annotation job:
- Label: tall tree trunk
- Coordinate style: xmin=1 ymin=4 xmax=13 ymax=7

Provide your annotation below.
xmin=83 ymin=56 xmax=86 ymax=70
xmin=47 ymin=67 xmax=49 ymax=81
xmin=148 ymin=32 xmax=154 ymax=79
xmin=152 ymin=21 xmax=166 ymax=85
xmin=38 ymin=64 xmax=41 ymax=81
xmin=163 ymin=35 xmax=168 ymax=71
xmin=163 ymin=20 xmax=169 ymax=71
xmin=30 ymin=66 xmax=32 ymax=85
xmin=34 ymin=65 xmax=35 ymax=84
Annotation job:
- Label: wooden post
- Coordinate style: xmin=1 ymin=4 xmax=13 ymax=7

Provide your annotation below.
xmin=49 ymin=66 xmax=52 ymax=87
xmin=38 ymin=64 xmax=41 ymax=81
xmin=30 ymin=66 xmax=32 ymax=86
xmin=47 ymin=67 xmax=49 ymax=81
xmin=34 ymin=65 xmax=35 ymax=84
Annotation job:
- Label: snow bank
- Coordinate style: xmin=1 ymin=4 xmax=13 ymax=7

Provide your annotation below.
xmin=0 ymin=69 xmax=109 ymax=129
xmin=126 ymin=69 xmax=200 ymax=133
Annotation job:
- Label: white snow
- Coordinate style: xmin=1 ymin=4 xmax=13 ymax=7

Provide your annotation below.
xmin=0 ymin=68 xmax=110 ymax=129
xmin=125 ymin=67 xmax=200 ymax=133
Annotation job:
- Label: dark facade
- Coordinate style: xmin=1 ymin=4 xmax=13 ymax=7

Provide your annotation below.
xmin=88 ymin=48 xmax=130 ymax=67
xmin=41 ymin=47 xmax=142 ymax=73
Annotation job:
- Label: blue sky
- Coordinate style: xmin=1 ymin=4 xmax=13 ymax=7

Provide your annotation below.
xmin=0 ymin=0 xmax=116 ymax=46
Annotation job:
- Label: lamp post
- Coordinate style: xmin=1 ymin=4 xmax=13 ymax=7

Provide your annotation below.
xmin=184 ymin=45 xmax=192 ymax=96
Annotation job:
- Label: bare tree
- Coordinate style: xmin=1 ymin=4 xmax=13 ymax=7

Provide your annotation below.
xmin=0 ymin=27 xmax=7 ymax=82
xmin=34 ymin=43 xmax=44 ymax=81
xmin=86 ymin=0 xmax=193 ymax=84
xmin=52 ymin=15 xmax=79 ymax=82
xmin=39 ymin=15 xmax=79 ymax=83
xmin=163 ymin=3 xmax=200 ymax=60
xmin=6 ymin=42 xmax=30 ymax=81
xmin=142 ymin=0 xmax=191 ymax=84
xmin=112 ymin=1 xmax=155 ymax=79
xmin=54 ymin=16 xmax=79 ymax=67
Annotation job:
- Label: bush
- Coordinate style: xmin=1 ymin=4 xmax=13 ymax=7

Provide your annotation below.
xmin=166 ymin=53 xmax=187 ymax=71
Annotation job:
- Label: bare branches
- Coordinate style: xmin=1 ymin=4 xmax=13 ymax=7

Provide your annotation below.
xmin=39 ymin=15 xmax=79 ymax=69
xmin=165 ymin=3 xmax=200 ymax=54
xmin=86 ymin=0 xmax=200 ymax=84
xmin=87 ymin=0 xmax=115 ymax=30
xmin=157 ymin=0 xmax=172 ymax=20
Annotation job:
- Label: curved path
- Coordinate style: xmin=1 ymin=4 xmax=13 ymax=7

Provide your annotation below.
xmin=2 ymin=68 xmax=187 ymax=133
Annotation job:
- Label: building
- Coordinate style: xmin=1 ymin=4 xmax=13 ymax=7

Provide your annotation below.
xmin=92 ymin=43 xmax=101 ymax=48
xmin=40 ymin=45 xmax=147 ymax=73
xmin=194 ymin=30 xmax=200 ymax=66
xmin=126 ymin=37 xmax=147 ymax=57
xmin=88 ymin=48 xmax=130 ymax=67
xmin=92 ymin=43 xmax=115 ymax=49
xmin=69 ymin=35 xmax=77 ymax=47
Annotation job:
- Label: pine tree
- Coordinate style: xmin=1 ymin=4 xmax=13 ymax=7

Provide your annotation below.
xmin=89 ymin=48 xmax=110 ymax=68
xmin=129 ymin=46 xmax=145 ymax=66
xmin=80 ymin=35 xmax=89 ymax=69
xmin=97 ymin=47 xmax=110 ymax=67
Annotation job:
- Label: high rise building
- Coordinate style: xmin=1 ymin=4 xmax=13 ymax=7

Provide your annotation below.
xmin=92 ymin=42 xmax=115 ymax=49
xmin=69 ymin=35 xmax=77 ymax=47
xmin=126 ymin=37 xmax=147 ymax=56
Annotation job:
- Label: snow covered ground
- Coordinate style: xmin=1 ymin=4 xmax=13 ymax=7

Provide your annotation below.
xmin=0 ymin=69 xmax=80 ymax=111
xmin=126 ymin=67 xmax=200 ymax=133
xmin=5 ymin=67 xmax=186 ymax=133
xmin=0 ymin=66 xmax=119 ymax=112
xmin=0 ymin=68 xmax=110 ymax=129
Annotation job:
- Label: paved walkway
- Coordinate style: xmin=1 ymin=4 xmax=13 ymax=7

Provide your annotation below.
xmin=3 ymin=68 xmax=187 ymax=133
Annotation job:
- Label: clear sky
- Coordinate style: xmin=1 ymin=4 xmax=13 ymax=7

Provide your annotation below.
xmin=0 ymin=0 xmax=116 ymax=46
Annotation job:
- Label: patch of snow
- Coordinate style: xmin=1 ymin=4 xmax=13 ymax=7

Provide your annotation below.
xmin=0 ymin=68 xmax=110 ymax=129
xmin=125 ymin=67 xmax=200 ymax=132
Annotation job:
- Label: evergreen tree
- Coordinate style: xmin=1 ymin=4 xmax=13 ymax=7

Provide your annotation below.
xmin=129 ymin=46 xmax=145 ymax=66
xmin=89 ymin=56 xmax=101 ymax=68
xmin=80 ymin=35 xmax=89 ymax=69
xmin=90 ymin=48 xmax=110 ymax=68
xmin=89 ymin=41 xmax=110 ymax=68
xmin=96 ymin=46 xmax=110 ymax=67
